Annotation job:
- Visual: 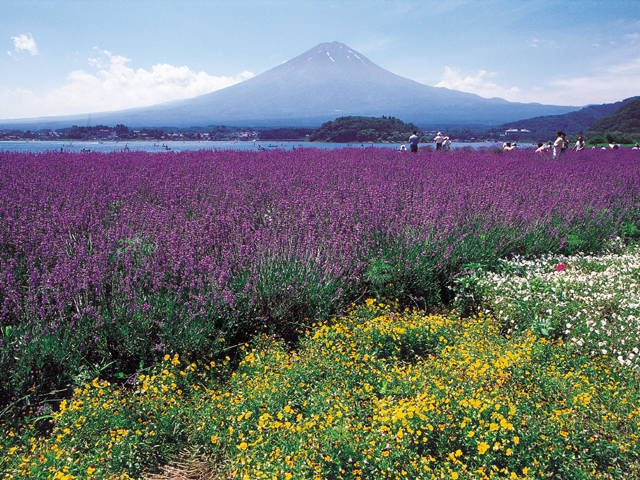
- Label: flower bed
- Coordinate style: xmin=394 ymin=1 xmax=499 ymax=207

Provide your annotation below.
xmin=2 ymin=300 xmax=638 ymax=479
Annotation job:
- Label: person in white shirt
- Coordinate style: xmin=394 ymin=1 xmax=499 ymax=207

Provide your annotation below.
xmin=433 ymin=131 xmax=445 ymax=151
xmin=553 ymin=131 xmax=566 ymax=159
xmin=574 ymin=135 xmax=585 ymax=151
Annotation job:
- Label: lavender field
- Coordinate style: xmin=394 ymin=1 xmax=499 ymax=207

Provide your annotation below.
xmin=1 ymin=147 xmax=639 ymax=411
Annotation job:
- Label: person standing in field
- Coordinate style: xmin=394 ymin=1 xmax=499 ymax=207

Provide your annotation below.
xmin=574 ymin=135 xmax=585 ymax=151
xmin=433 ymin=131 xmax=445 ymax=151
xmin=409 ymin=131 xmax=420 ymax=152
xmin=553 ymin=131 xmax=566 ymax=159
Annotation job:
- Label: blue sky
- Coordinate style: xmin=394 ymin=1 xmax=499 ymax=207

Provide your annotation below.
xmin=2 ymin=0 xmax=639 ymax=120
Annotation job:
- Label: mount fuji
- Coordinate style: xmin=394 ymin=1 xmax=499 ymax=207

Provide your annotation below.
xmin=2 ymin=42 xmax=577 ymax=128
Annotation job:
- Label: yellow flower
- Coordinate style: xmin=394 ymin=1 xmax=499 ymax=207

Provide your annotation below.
xmin=468 ymin=398 xmax=482 ymax=409
xmin=477 ymin=441 xmax=491 ymax=455
xmin=237 ymin=441 xmax=248 ymax=451
xmin=87 ymin=466 xmax=96 ymax=475
xmin=500 ymin=418 xmax=514 ymax=430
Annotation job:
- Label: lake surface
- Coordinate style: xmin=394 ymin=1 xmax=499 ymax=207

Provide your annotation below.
xmin=0 ymin=139 xmax=507 ymax=153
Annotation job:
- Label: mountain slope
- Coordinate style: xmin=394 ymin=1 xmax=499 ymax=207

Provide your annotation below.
xmin=1 ymin=42 xmax=578 ymax=129
xmin=499 ymin=97 xmax=639 ymax=138
xmin=587 ymin=96 xmax=640 ymax=135
xmin=100 ymin=42 xmax=576 ymax=127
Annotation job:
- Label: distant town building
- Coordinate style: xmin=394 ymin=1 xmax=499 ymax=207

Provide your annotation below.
xmin=505 ymin=128 xmax=531 ymax=136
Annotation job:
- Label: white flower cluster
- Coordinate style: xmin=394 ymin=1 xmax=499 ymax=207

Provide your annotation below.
xmin=471 ymin=244 xmax=640 ymax=369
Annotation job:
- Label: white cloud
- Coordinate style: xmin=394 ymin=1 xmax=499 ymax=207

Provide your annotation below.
xmin=436 ymin=59 xmax=640 ymax=106
xmin=9 ymin=33 xmax=38 ymax=56
xmin=435 ymin=66 xmax=521 ymax=100
xmin=0 ymin=49 xmax=254 ymax=118
xmin=546 ymin=68 xmax=640 ymax=105
xmin=538 ymin=56 xmax=640 ymax=105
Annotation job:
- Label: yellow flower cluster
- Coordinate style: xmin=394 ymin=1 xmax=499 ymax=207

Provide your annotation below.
xmin=2 ymin=301 xmax=638 ymax=479
xmin=1 ymin=354 xmax=226 ymax=479
xmin=194 ymin=301 xmax=640 ymax=479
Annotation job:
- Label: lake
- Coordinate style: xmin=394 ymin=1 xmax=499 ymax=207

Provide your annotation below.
xmin=0 ymin=139 xmax=508 ymax=153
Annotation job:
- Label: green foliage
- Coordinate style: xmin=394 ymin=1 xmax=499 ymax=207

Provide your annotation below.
xmin=363 ymin=233 xmax=442 ymax=307
xmin=58 ymin=124 xmax=114 ymax=140
xmin=604 ymin=131 xmax=637 ymax=144
xmin=493 ymin=97 xmax=638 ymax=141
xmin=3 ymin=301 xmax=639 ymax=479
xmin=241 ymin=253 xmax=347 ymax=342
xmin=587 ymin=134 xmax=607 ymax=146
xmin=257 ymin=127 xmax=313 ymax=140
xmin=309 ymin=116 xmax=421 ymax=142
xmin=620 ymin=219 xmax=640 ymax=240
xmin=588 ymin=96 xmax=640 ymax=137
xmin=451 ymin=263 xmax=485 ymax=317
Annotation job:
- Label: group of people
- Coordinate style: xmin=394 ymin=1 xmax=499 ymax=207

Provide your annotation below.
xmin=404 ymin=129 xmax=639 ymax=154
xmin=531 ymin=131 xmax=574 ymax=159
xmin=534 ymin=131 xmax=621 ymax=158
xmin=404 ymin=131 xmax=451 ymax=152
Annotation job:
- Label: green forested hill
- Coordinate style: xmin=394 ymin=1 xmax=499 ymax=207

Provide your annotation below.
xmin=496 ymin=97 xmax=638 ymax=140
xmin=587 ymin=96 xmax=640 ymax=137
xmin=309 ymin=116 xmax=421 ymax=142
